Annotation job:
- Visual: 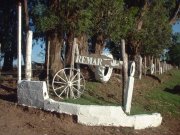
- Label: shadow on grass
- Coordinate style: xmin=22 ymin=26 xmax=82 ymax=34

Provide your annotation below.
xmin=0 ymin=84 xmax=17 ymax=103
xmin=146 ymin=74 xmax=161 ymax=83
xmin=164 ymin=85 xmax=180 ymax=95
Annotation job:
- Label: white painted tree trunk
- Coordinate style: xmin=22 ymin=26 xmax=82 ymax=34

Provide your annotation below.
xmin=18 ymin=2 xmax=22 ymax=83
xmin=144 ymin=56 xmax=147 ymax=76
xmin=150 ymin=57 xmax=154 ymax=75
xmin=154 ymin=58 xmax=157 ymax=75
xmin=121 ymin=39 xmax=128 ymax=107
xmin=158 ymin=59 xmax=161 ymax=75
xmin=125 ymin=62 xmax=135 ymax=114
xmin=25 ymin=31 xmax=33 ymax=80
xmin=139 ymin=55 xmax=142 ymax=79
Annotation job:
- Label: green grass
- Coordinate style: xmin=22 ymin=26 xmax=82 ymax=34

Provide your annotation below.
xmin=64 ymin=94 xmax=118 ymax=105
xmin=131 ymin=69 xmax=180 ymax=117
xmin=63 ymin=81 xmax=119 ymax=105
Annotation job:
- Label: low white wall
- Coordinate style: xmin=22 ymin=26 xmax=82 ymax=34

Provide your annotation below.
xmin=43 ymin=98 xmax=162 ymax=129
xmin=17 ymin=81 xmax=162 ymax=130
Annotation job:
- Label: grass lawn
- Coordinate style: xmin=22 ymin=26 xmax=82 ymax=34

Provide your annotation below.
xmin=131 ymin=69 xmax=180 ymax=117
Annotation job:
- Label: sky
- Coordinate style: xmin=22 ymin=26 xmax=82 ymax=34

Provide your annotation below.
xmin=32 ymin=40 xmax=45 ymax=63
xmin=172 ymin=21 xmax=180 ymax=33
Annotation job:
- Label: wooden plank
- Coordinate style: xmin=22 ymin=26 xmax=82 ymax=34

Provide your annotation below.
xmin=75 ymin=54 xmax=123 ymax=69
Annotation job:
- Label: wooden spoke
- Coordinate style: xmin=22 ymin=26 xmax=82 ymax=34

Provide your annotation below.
xmin=52 ymin=68 xmax=85 ymax=99
xmin=54 ymin=81 xmax=66 ymax=85
xmin=58 ymin=85 xmax=68 ymax=98
xmin=56 ymin=74 xmax=66 ymax=82
xmin=54 ymin=85 xmax=65 ymax=91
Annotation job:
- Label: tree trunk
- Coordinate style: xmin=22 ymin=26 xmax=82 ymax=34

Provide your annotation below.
xmin=154 ymin=58 xmax=157 ymax=75
xmin=90 ymin=33 xmax=105 ymax=55
xmin=158 ymin=58 xmax=161 ymax=75
xmin=150 ymin=56 xmax=154 ymax=75
xmin=148 ymin=55 xmax=151 ymax=71
xmin=2 ymin=51 xmax=13 ymax=71
xmin=25 ymin=31 xmax=32 ymax=80
xmin=134 ymin=54 xmax=140 ymax=78
xmin=144 ymin=56 xmax=147 ymax=76
xmin=23 ymin=0 xmax=29 ymax=32
xmin=139 ymin=55 xmax=142 ymax=79
xmin=22 ymin=0 xmax=30 ymax=65
xmin=49 ymin=33 xmax=63 ymax=78
xmin=95 ymin=34 xmax=104 ymax=55
xmin=77 ymin=33 xmax=88 ymax=55
xmin=65 ymin=32 xmax=74 ymax=66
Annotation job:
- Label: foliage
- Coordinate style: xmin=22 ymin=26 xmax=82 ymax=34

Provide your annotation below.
xmin=0 ymin=0 xmax=17 ymax=55
xmin=31 ymin=0 xmax=178 ymax=58
xmin=0 ymin=0 xmax=18 ymax=70
xmin=168 ymin=34 xmax=180 ymax=66
xmin=165 ymin=0 xmax=180 ymax=22
xmin=32 ymin=0 xmax=94 ymax=37
xmin=142 ymin=0 xmax=172 ymax=57
xmin=32 ymin=4 xmax=59 ymax=32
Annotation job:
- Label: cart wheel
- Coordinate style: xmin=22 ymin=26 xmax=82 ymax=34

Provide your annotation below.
xmin=52 ymin=68 xmax=85 ymax=99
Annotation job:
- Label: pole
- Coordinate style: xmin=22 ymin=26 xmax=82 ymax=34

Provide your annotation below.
xmin=121 ymin=39 xmax=128 ymax=108
xmin=47 ymin=41 xmax=50 ymax=92
xmin=18 ymin=2 xmax=22 ymax=83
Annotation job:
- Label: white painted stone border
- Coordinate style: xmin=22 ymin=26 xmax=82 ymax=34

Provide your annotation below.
xmin=17 ymin=81 xmax=162 ymax=130
xmin=44 ymin=98 xmax=162 ymax=129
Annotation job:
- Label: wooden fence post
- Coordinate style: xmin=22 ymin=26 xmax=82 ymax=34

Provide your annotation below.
xmin=46 ymin=41 xmax=50 ymax=91
xmin=121 ymin=39 xmax=128 ymax=107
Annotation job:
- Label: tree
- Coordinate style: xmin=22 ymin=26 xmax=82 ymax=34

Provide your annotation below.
xmin=0 ymin=0 xmax=33 ymax=71
xmin=32 ymin=0 xmax=103 ymax=76
xmin=169 ymin=44 xmax=180 ymax=66
xmin=0 ymin=0 xmax=17 ymax=71
xmin=121 ymin=0 xmax=179 ymax=58
xmin=168 ymin=33 xmax=180 ymax=66
xmin=142 ymin=0 xmax=172 ymax=57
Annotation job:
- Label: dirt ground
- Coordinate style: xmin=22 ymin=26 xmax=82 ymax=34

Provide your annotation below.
xmin=0 ymin=73 xmax=180 ymax=135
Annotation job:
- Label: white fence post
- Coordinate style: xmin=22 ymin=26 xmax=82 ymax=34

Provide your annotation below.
xmin=25 ymin=31 xmax=33 ymax=80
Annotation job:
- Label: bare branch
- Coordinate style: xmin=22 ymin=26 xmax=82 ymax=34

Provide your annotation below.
xmin=170 ymin=1 xmax=180 ymax=24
